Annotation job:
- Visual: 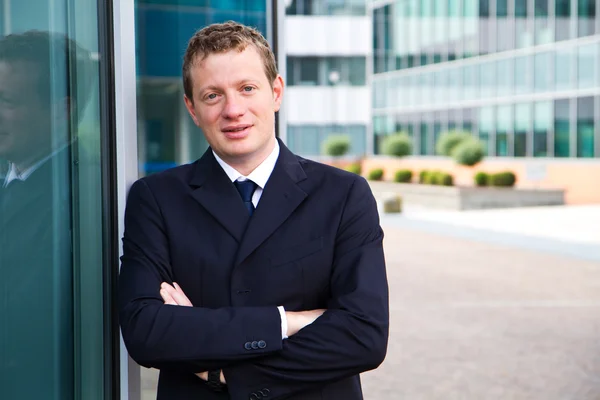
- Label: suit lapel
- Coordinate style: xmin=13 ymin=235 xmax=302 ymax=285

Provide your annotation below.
xmin=189 ymin=150 xmax=249 ymax=242
xmin=235 ymin=142 xmax=307 ymax=266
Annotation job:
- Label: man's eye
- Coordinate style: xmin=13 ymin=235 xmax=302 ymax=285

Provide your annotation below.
xmin=243 ymin=86 xmax=254 ymax=92
xmin=207 ymin=93 xmax=217 ymax=100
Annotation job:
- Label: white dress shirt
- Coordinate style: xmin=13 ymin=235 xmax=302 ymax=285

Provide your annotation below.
xmin=212 ymin=141 xmax=289 ymax=339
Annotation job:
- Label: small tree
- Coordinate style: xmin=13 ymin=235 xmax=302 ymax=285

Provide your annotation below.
xmin=380 ymin=132 xmax=413 ymax=157
xmin=452 ymin=137 xmax=485 ymax=167
xmin=436 ymin=130 xmax=472 ymax=156
xmin=322 ymin=135 xmax=350 ymax=157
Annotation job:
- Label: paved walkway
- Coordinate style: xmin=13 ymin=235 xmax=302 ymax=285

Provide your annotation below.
xmin=140 ymin=206 xmax=600 ymax=399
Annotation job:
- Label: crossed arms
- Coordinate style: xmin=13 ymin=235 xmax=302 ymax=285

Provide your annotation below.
xmin=118 ymin=177 xmax=390 ymax=399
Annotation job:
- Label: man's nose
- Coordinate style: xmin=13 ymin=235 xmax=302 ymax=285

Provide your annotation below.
xmin=221 ymin=94 xmax=245 ymax=119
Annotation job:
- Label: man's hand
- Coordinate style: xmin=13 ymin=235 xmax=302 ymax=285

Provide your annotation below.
xmin=160 ymin=282 xmax=193 ymax=306
xmin=159 ymin=283 xmax=225 ymax=384
xmin=285 ymin=309 xmax=326 ymax=337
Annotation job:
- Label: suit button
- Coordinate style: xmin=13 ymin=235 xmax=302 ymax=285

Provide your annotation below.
xmin=251 ymin=340 xmax=259 ymax=349
xmin=258 ymin=340 xmax=266 ymax=349
xmin=244 ymin=342 xmax=252 ymax=350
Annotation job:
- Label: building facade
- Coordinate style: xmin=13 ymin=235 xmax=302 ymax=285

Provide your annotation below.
xmin=370 ymin=0 xmax=600 ymax=203
xmin=283 ymin=0 xmax=371 ymax=157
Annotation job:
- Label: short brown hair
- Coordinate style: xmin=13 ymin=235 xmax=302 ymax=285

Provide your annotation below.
xmin=182 ymin=21 xmax=278 ymax=102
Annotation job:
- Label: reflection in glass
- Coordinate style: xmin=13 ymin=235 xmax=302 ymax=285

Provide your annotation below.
xmin=514 ymin=103 xmax=530 ymax=157
xmin=0 ymin=27 xmax=100 ymax=398
xmin=534 ymin=101 xmax=552 ymax=156
xmin=577 ymin=97 xmax=595 ymax=157
xmin=496 ymin=105 xmax=511 ymax=156
xmin=554 ymin=99 xmax=571 ymax=157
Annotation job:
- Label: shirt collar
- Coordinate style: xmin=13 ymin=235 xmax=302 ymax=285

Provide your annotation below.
xmin=213 ymin=140 xmax=280 ymax=189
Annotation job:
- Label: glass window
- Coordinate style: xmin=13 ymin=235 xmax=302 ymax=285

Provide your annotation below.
xmin=299 ymin=57 xmax=320 ymax=86
xmin=515 ymin=0 xmax=528 ymax=16
xmin=347 ymin=57 xmax=367 ymax=85
xmin=479 ymin=0 xmax=490 ymax=16
xmin=535 ymin=0 xmax=549 ymax=15
xmin=497 ymin=0 xmax=508 ymax=17
xmin=480 ymin=61 xmax=496 ymax=98
xmin=535 ymin=0 xmax=552 ymax=44
xmin=577 ymin=97 xmax=595 ymax=157
xmin=478 ymin=106 xmax=494 ymax=155
xmin=578 ymin=43 xmax=598 ymax=89
xmin=578 ymin=0 xmax=596 ymax=37
xmin=555 ymin=48 xmax=574 ymax=91
xmin=463 ymin=64 xmax=479 ymax=100
xmin=420 ymin=115 xmax=432 ymax=155
xmin=464 ymin=0 xmax=477 ymax=16
xmin=534 ymin=52 xmax=552 ymax=92
xmin=496 ymin=58 xmax=513 ymax=97
xmin=434 ymin=0 xmax=445 ymax=16
xmin=555 ymin=0 xmax=572 ymax=41
xmin=514 ymin=55 xmax=529 ymax=94
xmin=514 ymin=103 xmax=531 ymax=157
xmin=554 ymin=99 xmax=571 ymax=157
xmin=0 ymin=0 xmax=107 ymax=398
xmin=448 ymin=0 xmax=460 ymax=16
xmin=496 ymin=105 xmax=511 ymax=156
xmin=534 ymin=101 xmax=552 ymax=156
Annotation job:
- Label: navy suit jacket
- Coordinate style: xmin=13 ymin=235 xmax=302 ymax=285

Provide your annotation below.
xmin=119 ymin=140 xmax=389 ymax=400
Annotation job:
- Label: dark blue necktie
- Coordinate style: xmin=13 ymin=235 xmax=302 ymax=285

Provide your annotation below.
xmin=234 ymin=180 xmax=257 ymax=216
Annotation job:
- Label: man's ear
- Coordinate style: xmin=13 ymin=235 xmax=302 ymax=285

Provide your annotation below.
xmin=184 ymin=95 xmax=200 ymax=126
xmin=272 ymin=75 xmax=284 ymax=112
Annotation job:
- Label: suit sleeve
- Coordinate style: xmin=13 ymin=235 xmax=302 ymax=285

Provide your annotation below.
xmin=223 ymin=176 xmax=390 ymax=399
xmin=118 ymin=179 xmax=284 ymax=371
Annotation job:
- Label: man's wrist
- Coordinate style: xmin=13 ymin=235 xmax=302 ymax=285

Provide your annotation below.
xmin=278 ymin=305 xmax=288 ymax=339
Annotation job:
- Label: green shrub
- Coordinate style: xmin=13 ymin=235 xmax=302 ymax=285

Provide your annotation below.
xmin=424 ymin=170 xmax=441 ymax=185
xmin=380 ymin=133 xmax=413 ymax=157
xmin=490 ymin=171 xmax=516 ymax=187
xmin=393 ymin=169 xmax=413 ymax=183
xmin=474 ymin=172 xmax=489 ymax=186
xmin=368 ymin=168 xmax=384 ymax=181
xmin=452 ymin=138 xmax=485 ymax=166
xmin=344 ymin=163 xmax=362 ymax=175
xmin=419 ymin=170 xmax=429 ymax=183
xmin=322 ymin=135 xmax=350 ymax=157
xmin=436 ymin=130 xmax=472 ymax=156
xmin=439 ymin=173 xmax=454 ymax=186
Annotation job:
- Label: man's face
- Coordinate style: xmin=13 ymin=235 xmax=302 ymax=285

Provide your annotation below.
xmin=184 ymin=46 xmax=283 ymax=167
xmin=0 ymin=61 xmax=52 ymax=163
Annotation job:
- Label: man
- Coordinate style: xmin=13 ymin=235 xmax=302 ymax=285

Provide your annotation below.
xmin=119 ymin=21 xmax=389 ymax=400
xmin=0 ymin=31 xmax=92 ymax=398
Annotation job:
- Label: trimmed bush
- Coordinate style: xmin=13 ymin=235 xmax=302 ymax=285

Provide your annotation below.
xmin=322 ymin=135 xmax=350 ymax=157
xmin=439 ymin=173 xmax=454 ymax=186
xmin=419 ymin=170 xmax=429 ymax=183
xmin=436 ymin=130 xmax=472 ymax=156
xmin=368 ymin=168 xmax=384 ymax=181
xmin=452 ymin=137 xmax=485 ymax=166
xmin=474 ymin=172 xmax=489 ymax=186
xmin=380 ymin=133 xmax=413 ymax=157
xmin=344 ymin=163 xmax=362 ymax=175
xmin=393 ymin=169 xmax=413 ymax=183
xmin=424 ymin=170 xmax=441 ymax=185
xmin=490 ymin=171 xmax=516 ymax=187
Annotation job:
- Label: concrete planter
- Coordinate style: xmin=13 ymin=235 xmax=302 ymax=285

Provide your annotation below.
xmin=367 ymin=181 xmax=565 ymax=211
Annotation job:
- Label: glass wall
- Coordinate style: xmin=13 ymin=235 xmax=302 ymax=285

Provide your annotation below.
xmin=371 ymin=0 xmax=600 ymax=158
xmin=286 ymin=0 xmax=366 ymax=15
xmin=135 ymin=0 xmax=268 ymax=176
xmin=287 ymin=56 xmax=366 ymax=86
xmin=0 ymin=0 xmax=111 ymax=398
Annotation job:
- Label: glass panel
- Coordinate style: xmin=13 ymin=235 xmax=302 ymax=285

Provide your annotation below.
xmin=554 ymin=99 xmax=571 ymax=157
xmin=480 ymin=61 xmax=496 ymax=98
xmin=534 ymin=52 xmax=551 ymax=92
xmin=577 ymin=97 xmax=595 ymax=157
xmin=514 ymin=55 xmax=529 ymax=94
xmin=515 ymin=0 xmax=528 ymax=16
xmin=348 ymin=57 xmax=366 ymax=86
xmin=534 ymin=101 xmax=552 ymax=156
xmin=497 ymin=0 xmax=508 ymax=16
xmin=535 ymin=0 xmax=552 ymax=44
xmin=555 ymin=48 xmax=574 ymax=91
xmin=578 ymin=0 xmax=596 ymax=37
xmin=0 ymin=0 xmax=106 ymax=398
xmin=479 ymin=0 xmax=490 ymax=16
xmin=514 ymin=103 xmax=530 ymax=157
xmin=478 ymin=106 xmax=494 ymax=155
xmin=463 ymin=64 xmax=479 ymax=100
xmin=496 ymin=58 xmax=513 ymax=97
xmin=496 ymin=105 xmax=511 ymax=156
xmin=420 ymin=116 xmax=431 ymax=155
xmin=448 ymin=0 xmax=460 ymax=16
xmin=578 ymin=43 xmax=597 ymax=89
xmin=299 ymin=57 xmax=320 ymax=86
xmin=555 ymin=0 xmax=572 ymax=41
